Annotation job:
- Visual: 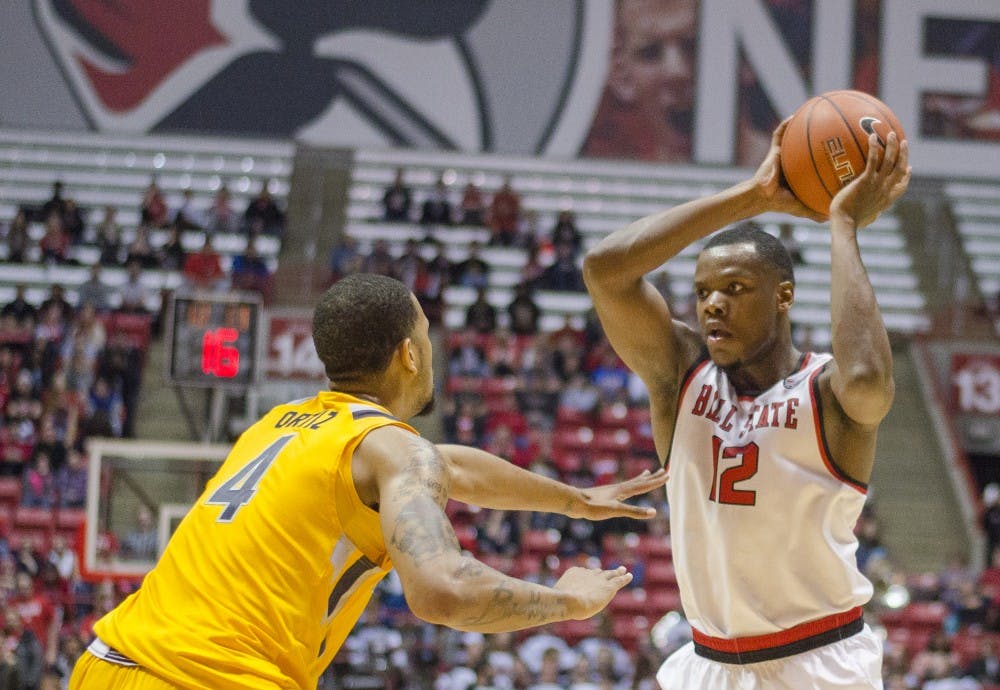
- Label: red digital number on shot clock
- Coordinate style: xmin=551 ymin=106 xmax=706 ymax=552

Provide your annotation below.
xmin=201 ymin=327 xmax=240 ymax=378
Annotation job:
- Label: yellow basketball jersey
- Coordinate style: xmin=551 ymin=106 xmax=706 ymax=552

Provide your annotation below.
xmin=94 ymin=392 xmax=416 ymax=689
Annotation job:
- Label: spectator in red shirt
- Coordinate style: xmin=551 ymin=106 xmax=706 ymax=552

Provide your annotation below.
xmin=9 ymin=572 xmax=57 ymax=652
xmin=39 ymin=212 xmax=71 ymax=265
xmin=182 ymin=235 xmax=227 ymax=291
xmin=488 ymin=177 xmax=521 ymax=246
xmin=140 ymin=178 xmax=168 ymax=227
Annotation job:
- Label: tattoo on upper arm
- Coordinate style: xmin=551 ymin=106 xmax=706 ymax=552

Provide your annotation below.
xmin=389 ymin=494 xmax=460 ymax=565
xmin=397 ymin=438 xmax=450 ymax=506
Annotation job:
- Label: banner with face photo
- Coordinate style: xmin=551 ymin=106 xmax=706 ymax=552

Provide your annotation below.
xmin=1 ymin=0 xmax=998 ymax=176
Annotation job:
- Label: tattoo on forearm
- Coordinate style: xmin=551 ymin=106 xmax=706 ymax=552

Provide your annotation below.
xmin=390 ymin=495 xmax=460 ymax=565
xmin=460 ymin=582 xmax=570 ymax=628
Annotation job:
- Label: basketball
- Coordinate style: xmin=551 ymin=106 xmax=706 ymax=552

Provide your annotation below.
xmin=780 ymin=90 xmax=905 ymax=215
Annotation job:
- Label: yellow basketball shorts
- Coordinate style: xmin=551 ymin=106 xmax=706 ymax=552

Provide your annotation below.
xmin=70 ymin=652 xmax=180 ymax=690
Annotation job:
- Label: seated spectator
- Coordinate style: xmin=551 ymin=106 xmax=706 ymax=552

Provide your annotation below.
xmin=328 ymin=235 xmax=362 ymax=284
xmin=550 ymin=210 xmax=582 ymax=257
xmin=451 ymin=241 xmax=490 ymax=289
xmin=230 ymin=237 xmax=273 ymax=300
xmin=140 ymin=178 xmax=168 ymax=227
xmin=4 ymin=210 xmax=31 ymax=263
xmin=243 ymin=180 xmax=285 ymax=235
xmin=537 ymin=242 xmax=585 ymax=292
xmin=76 ymin=264 xmax=113 ymax=313
xmin=779 ymin=222 xmax=804 ymax=265
xmin=10 ymin=570 xmax=57 ymax=651
xmin=39 ymin=284 xmax=74 ymax=327
xmin=116 ymin=261 xmax=151 ymax=314
xmin=206 ymin=183 xmax=236 ymax=234
xmin=448 ymin=331 xmax=488 ymax=378
xmin=39 ymin=212 xmax=71 ymax=264
xmin=1 ymin=286 xmax=38 ymax=330
xmin=182 ymin=235 xmax=227 ymax=291
xmin=33 ymin=414 xmax=71 ymax=473
xmin=465 ymin=287 xmax=497 ymax=334
xmin=157 ymin=224 xmax=187 ymax=271
xmin=486 ymin=329 xmax=521 ymax=377
xmin=34 ymin=303 xmax=67 ymax=347
xmin=520 ymin=242 xmax=551 ymax=288
xmin=395 ymin=238 xmax=427 ymax=294
xmin=963 ymin=636 xmax=1000 ymax=684
xmin=359 ymin=239 xmax=395 ymax=278
xmin=382 ymin=167 xmax=412 ymax=222
xmin=442 ymin=398 xmax=486 ymax=446
xmin=61 ymin=198 xmax=86 ymax=244
xmin=173 ymin=188 xmax=204 ymax=231
xmin=419 ymin=241 xmax=451 ymax=325
xmin=459 ymin=181 xmax=486 ymax=225
xmin=120 ymin=505 xmax=158 ymax=560
xmin=1 ymin=608 xmax=44 ymax=688
xmin=96 ymin=205 xmax=122 ymax=266
xmin=507 ymin=282 xmax=541 ymax=336
xmin=21 ymin=450 xmax=56 ymax=509
xmin=559 ymin=372 xmax=600 ymax=415
xmin=82 ymin=375 xmax=124 ymax=438
xmin=476 ymin=509 xmax=522 ymax=557
xmin=488 ymin=177 xmax=521 ymax=246
xmin=40 ymin=180 xmax=67 ymax=222
xmin=420 ymin=177 xmax=453 ymax=226
xmin=590 ymin=350 xmax=629 ymax=402
xmin=54 ymin=450 xmax=87 ymax=509
xmin=124 ymin=225 xmax=160 ymax=270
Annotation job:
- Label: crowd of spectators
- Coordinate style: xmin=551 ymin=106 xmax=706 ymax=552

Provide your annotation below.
xmin=1 ymin=167 xmax=997 ymax=687
xmin=0 ymin=175 xmax=289 ymax=687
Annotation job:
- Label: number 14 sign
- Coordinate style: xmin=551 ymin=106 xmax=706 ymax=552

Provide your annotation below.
xmin=265 ymin=311 xmax=325 ymax=381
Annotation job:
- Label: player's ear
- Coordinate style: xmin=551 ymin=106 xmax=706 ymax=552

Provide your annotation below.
xmin=777 ymin=281 xmax=794 ymax=313
xmin=398 ymin=338 xmax=418 ymax=374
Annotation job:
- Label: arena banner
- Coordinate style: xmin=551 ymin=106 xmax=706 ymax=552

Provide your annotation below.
xmin=264 ymin=310 xmax=324 ymax=382
xmin=1 ymin=1 xmax=998 ymax=176
xmin=950 ymin=352 xmax=1000 ymax=455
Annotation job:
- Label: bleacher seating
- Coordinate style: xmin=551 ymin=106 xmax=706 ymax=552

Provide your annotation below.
xmin=945 ymin=180 xmax=1000 ymax=302
xmin=346 ymin=147 xmax=930 ymax=343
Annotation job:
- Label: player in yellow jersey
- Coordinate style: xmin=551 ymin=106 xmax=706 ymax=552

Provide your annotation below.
xmin=71 ymin=273 xmax=668 ymax=689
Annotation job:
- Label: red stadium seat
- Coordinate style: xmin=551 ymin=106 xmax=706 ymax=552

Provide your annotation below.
xmin=552 ymin=426 xmax=594 ymax=452
xmin=554 ymin=617 xmax=599 ymax=645
xmin=612 ymin=613 xmax=650 ymax=652
xmin=15 ymin=506 xmax=54 ymax=529
xmin=608 ymin=588 xmax=649 ymax=615
xmin=0 ymin=477 xmax=20 ymax=506
xmin=635 ymin=534 xmax=672 ymax=561
xmin=556 ymin=406 xmax=594 ymax=427
xmin=520 ymin=529 xmax=561 ymax=556
xmin=597 ymin=403 xmax=631 ymax=430
xmin=645 ymin=560 xmax=678 ymax=588
xmin=56 ymin=509 xmax=87 ymax=531
xmin=647 ymin=588 xmax=683 ymax=615
xmin=593 ymin=428 xmax=632 ymax=454
xmin=898 ymin=601 xmax=948 ymax=630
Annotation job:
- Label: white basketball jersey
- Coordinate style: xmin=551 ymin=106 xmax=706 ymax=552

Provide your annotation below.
xmin=666 ymin=352 xmax=872 ymax=641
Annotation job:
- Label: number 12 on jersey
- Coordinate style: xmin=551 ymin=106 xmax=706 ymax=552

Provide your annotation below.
xmin=709 ymin=436 xmax=759 ymax=506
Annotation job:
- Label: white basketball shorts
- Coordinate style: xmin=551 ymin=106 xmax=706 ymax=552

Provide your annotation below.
xmin=656 ymin=624 xmax=883 ymax=690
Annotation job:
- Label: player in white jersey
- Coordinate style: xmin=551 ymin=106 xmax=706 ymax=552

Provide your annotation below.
xmin=583 ymin=118 xmax=910 ymax=690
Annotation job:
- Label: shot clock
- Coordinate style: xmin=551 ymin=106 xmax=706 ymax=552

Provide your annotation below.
xmin=165 ymin=292 xmax=263 ymax=388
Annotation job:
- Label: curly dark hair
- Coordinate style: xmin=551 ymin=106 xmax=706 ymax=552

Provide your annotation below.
xmin=701 ymin=222 xmax=796 ymax=285
xmin=312 ymin=273 xmax=418 ymax=381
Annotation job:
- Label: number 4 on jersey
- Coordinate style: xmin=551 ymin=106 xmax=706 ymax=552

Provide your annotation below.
xmin=207 ymin=435 xmax=293 ymax=521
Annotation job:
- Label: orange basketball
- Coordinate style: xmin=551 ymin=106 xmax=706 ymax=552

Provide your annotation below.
xmin=780 ymin=90 xmax=905 ymax=215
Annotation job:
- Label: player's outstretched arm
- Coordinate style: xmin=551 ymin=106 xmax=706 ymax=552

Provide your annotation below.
xmin=826 ymin=131 xmax=911 ymax=427
xmin=437 ymin=443 xmax=666 ymax=520
xmin=360 ymin=427 xmax=633 ymax=633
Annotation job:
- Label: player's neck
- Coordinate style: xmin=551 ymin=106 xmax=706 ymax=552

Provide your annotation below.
xmin=723 ymin=341 xmax=803 ymax=397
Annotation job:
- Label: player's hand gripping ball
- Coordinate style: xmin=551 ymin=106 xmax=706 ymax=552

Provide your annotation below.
xmin=780 ymin=90 xmax=905 ymax=215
